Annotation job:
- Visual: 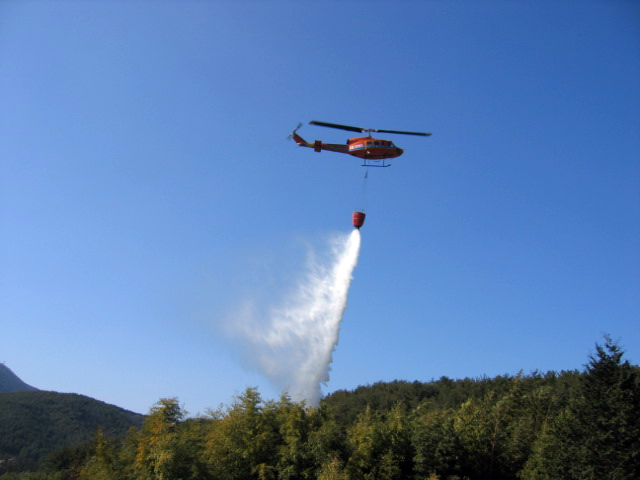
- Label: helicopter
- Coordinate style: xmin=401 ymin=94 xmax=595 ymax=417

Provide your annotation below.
xmin=291 ymin=120 xmax=431 ymax=167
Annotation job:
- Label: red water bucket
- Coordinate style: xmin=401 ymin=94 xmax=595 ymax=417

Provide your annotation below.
xmin=352 ymin=211 xmax=366 ymax=229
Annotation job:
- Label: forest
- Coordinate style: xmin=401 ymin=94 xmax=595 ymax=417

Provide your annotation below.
xmin=1 ymin=336 xmax=638 ymax=480
xmin=0 ymin=391 xmax=144 ymax=470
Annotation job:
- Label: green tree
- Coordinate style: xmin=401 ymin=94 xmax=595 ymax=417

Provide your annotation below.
xmin=134 ymin=398 xmax=186 ymax=480
xmin=381 ymin=403 xmax=413 ymax=478
xmin=204 ymin=387 xmax=278 ymax=480
xmin=38 ymin=440 xmax=95 ymax=480
xmin=77 ymin=427 xmax=121 ymax=480
xmin=522 ymin=336 xmax=640 ymax=479
xmin=519 ymin=411 xmax=574 ymax=480
xmin=412 ymin=407 xmax=464 ymax=479
xmin=316 ymin=455 xmax=349 ymax=480
xmin=450 ymin=376 xmax=549 ymax=480
xmin=273 ymin=394 xmax=311 ymax=479
xmin=345 ymin=406 xmax=384 ymax=479
xmin=345 ymin=404 xmax=412 ymax=480
xmin=307 ymin=407 xmax=348 ymax=475
xmin=454 ymin=393 xmax=503 ymax=479
xmin=500 ymin=383 xmax=558 ymax=477
xmin=576 ymin=336 xmax=640 ymax=478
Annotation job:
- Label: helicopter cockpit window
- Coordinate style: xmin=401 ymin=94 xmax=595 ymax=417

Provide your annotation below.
xmin=374 ymin=141 xmax=380 ymax=146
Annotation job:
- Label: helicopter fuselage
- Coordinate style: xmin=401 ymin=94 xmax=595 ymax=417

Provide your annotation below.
xmin=346 ymin=136 xmax=404 ymax=160
xmin=293 ymin=132 xmax=404 ymax=160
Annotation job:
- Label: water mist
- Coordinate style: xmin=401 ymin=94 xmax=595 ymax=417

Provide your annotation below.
xmin=226 ymin=229 xmax=361 ymax=405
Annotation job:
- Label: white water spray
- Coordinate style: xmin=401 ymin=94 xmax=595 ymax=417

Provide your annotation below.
xmin=226 ymin=229 xmax=361 ymax=405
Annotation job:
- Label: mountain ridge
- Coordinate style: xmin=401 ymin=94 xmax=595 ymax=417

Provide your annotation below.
xmin=0 ymin=390 xmax=145 ymax=469
xmin=0 ymin=363 xmax=38 ymax=393
xmin=0 ymin=365 xmax=144 ymax=470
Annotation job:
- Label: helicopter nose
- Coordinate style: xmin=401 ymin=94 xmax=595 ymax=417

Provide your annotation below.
xmin=396 ymin=148 xmax=404 ymax=156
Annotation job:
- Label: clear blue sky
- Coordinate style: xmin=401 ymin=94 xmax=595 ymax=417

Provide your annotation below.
xmin=1 ymin=0 xmax=638 ymax=415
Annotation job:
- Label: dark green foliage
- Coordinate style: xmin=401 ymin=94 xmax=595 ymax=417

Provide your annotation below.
xmin=38 ymin=441 xmax=95 ymax=480
xmin=413 ymin=408 xmax=464 ymax=478
xmin=0 ymin=473 xmax=66 ymax=480
xmin=0 ymin=391 xmax=144 ymax=470
xmin=2 ymin=337 xmax=637 ymax=480
xmin=322 ymin=374 xmax=539 ymax=428
xmin=576 ymin=337 xmax=640 ymax=479
xmin=522 ymin=336 xmax=640 ymax=480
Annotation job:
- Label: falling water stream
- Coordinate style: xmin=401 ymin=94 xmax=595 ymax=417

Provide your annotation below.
xmin=228 ymin=229 xmax=361 ymax=405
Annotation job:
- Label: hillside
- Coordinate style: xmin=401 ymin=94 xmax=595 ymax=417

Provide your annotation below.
xmin=322 ymin=370 xmax=583 ymax=427
xmin=0 ymin=364 xmax=37 ymax=393
xmin=0 ymin=338 xmax=636 ymax=479
xmin=0 ymin=390 xmax=144 ymax=469
xmin=5 ymin=338 xmax=634 ymax=480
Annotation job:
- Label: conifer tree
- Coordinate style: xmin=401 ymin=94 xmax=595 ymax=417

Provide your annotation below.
xmin=522 ymin=336 xmax=640 ymax=479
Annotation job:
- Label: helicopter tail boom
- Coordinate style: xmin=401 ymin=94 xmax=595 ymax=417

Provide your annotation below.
xmin=292 ymin=131 xmax=313 ymax=148
xmin=291 ymin=129 xmax=349 ymax=155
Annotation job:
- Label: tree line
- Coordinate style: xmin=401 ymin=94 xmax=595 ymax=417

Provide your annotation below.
xmin=2 ymin=336 xmax=638 ymax=480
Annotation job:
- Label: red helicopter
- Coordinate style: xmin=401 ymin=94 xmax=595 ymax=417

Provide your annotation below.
xmin=291 ymin=120 xmax=431 ymax=167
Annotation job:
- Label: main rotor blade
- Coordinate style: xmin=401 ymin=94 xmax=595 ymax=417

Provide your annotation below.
xmin=310 ymin=120 xmax=431 ymax=137
xmin=371 ymin=128 xmax=432 ymax=137
xmin=309 ymin=121 xmax=365 ymax=133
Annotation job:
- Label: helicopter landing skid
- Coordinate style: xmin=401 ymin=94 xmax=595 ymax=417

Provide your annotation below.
xmin=362 ymin=160 xmax=391 ymax=167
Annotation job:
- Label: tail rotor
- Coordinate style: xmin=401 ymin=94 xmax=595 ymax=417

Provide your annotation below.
xmin=287 ymin=123 xmax=303 ymax=141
